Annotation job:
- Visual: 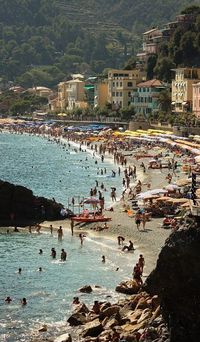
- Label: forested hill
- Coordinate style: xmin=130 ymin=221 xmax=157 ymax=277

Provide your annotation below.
xmin=0 ymin=0 xmax=197 ymax=88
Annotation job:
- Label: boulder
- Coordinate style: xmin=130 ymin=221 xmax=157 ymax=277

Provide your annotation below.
xmin=115 ymin=280 xmax=140 ymax=295
xmin=145 ymin=226 xmax=200 ymax=342
xmin=0 ymin=179 xmax=65 ymax=226
xmin=135 ymin=297 xmax=148 ymax=310
xmin=103 ymin=317 xmax=118 ymax=330
xmin=74 ymin=303 xmax=89 ymax=314
xmin=79 ymin=285 xmax=93 ymax=293
xmin=99 ymin=305 xmax=120 ymax=319
xmin=67 ymin=312 xmax=87 ymax=326
xmin=54 ymin=334 xmax=72 ymax=342
xmin=38 ymin=325 xmax=47 ymax=332
xmin=82 ymin=318 xmax=103 ymax=337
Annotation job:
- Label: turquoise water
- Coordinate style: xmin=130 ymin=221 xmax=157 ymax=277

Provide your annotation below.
xmin=0 ymin=133 xmax=138 ymax=341
xmin=0 ymin=132 xmax=120 ymax=207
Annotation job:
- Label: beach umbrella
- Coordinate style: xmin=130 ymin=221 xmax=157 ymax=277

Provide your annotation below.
xmin=156 ymin=196 xmax=172 ymax=201
xmin=164 ymin=184 xmax=180 ymax=191
xmin=167 ymin=198 xmax=188 ymax=203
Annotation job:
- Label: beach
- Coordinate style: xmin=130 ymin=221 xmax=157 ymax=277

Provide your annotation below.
xmin=0 ymin=123 xmax=195 ymax=341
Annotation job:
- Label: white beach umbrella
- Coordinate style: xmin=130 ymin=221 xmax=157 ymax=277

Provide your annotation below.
xmin=164 ymin=184 xmax=180 ymax=191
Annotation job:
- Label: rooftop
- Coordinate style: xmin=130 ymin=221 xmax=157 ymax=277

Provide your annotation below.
xmin=137 ymin=79 xmax=164 ymax=88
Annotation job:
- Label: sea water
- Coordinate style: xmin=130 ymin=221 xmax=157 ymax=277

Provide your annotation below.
xmin=0 ymin=133 xmax=138 ymax=341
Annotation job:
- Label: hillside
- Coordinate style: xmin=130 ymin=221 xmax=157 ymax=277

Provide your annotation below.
xmin=0 ymin=0 xmax=197 ymax=88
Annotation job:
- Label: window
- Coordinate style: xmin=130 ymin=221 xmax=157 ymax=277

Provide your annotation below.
xmin=120 ymin=82 xmax=122 ymax=87
xmin=116 ymin=92 xmax=119 ymax=97
xmin=128 ymin=91 xmax=131 ymax=97
xmin=113 ymin=82 xmax=115 ymax=87
xmin=116 ymin=82 xmax=119 ymax=87
xmin=128 ymin=82 xmax=133 ymax=87
xmin=120 ymin=92 xmax=122 ymax=97
xmin=112 ymin=92 xmax=115 ymax=96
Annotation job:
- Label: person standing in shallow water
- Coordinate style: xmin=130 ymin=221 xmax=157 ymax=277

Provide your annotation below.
xmin=50 ymin=224 xmax=53 ymax=235
xmin=57 ymin=226 xmax=63 ymax=241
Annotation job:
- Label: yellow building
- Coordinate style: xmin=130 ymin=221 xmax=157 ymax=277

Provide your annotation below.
xmin=171 ymin=68 xmax=200 ymax=113
xmin=108 ymin=69 xmax=146 ymax=109
xmin=66 ymin=78 xmax=86 ymax=110
xmin=94 ymin=79 xmax=108 ymax=108
xmin=58 ymin=82 xmax=68 ymax=111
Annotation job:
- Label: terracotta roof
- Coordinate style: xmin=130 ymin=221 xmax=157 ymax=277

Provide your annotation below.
xmin=137 ymin=79 xmax=164 ymax=88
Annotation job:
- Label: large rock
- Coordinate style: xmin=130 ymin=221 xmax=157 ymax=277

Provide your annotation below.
xmin=0 ymin=179 xmax=69 ymax=226
xmin=67 ymin=312 xmax=87 ymax=326
xmin=54 ymin=334 xmax=72 ymax=342
xmin=145 ymin=226 xmax=200 ymax=342
xmin=99 ymin=305 xmax=120 ymax=319
xmin=79 ymin=285 xmax=93 ymax=293
xmin=82 ymin=318 xmax=103 ymax=337
xmin=115 ymin=280 xmax=140 ymax=295
xmin=74 ymin=303 xmax=89 ymax=314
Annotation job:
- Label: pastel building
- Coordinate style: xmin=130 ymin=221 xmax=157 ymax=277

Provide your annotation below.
xmin=57 ymin=82 xmax=68 ymax=111
xmin=108 ymin=69 xmax=146 ymax=109
xmin=193 ymin=82 xmax=200 ymax=117
xmin=171 ymin=68 xmax=200 ymax=113
xmin=94 ymin=79 xmax=108 ymax=108
xmin=66 ymin=78 xmax=86 ymax=110
xmin=131 ymin=79 xmax=166 ymax=117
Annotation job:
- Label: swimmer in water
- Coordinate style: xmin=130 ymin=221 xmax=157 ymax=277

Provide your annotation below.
xmin=57 ymin=226 xmax=63 ymax=241
xmin=79 ymin=233 xmax=85 ymax=246
xmin=18 ymin=268 xmax=22 ymax=274
xmin=51 ymin=248 xmax=56 ymax=258
xmin=38 ymin=267 xmax=42 ymax=272
xmin=102 ymin=255 xmax=105 ymax=263
xmin=21 ymin=298 xmax=27 ymax=305
xmin=39 ymin=249 xmax=43 ymax=254
xmin=5 ymin=296 xmax=12 ymax=303
xmin=61 ymin=248 xmax=67 ymax=261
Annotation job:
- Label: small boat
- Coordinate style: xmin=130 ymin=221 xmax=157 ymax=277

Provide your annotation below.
xmin=72 ymin=214 xmax=111 ymax=223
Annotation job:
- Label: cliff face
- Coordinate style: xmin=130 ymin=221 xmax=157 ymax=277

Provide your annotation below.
xmin=0 ymin=180 xmax=66 ymax=226
xmin=145 ymin=225 xmax=200 ymax=342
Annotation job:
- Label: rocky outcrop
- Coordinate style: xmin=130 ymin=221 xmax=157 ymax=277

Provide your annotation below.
xmin=67 ymin=292 xmax=168 ymax=341
xmin=115 ymin=279 xmax=140 ymax=295
xmin=79 ymin=285 xmax=93 ymax=293
xmin=145 ymin=226 xmax=200 ymax=342
xmin=0 ymin=179 xmax=72 ymax=226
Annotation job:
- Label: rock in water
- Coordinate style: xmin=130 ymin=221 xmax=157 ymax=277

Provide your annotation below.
xmin=0 ymin=179 xmax=68 ymax=226
xmin=145 ymin=226 xmax=200 ymax=342
xmin=79 ymin=285 xmax=93 ymax=293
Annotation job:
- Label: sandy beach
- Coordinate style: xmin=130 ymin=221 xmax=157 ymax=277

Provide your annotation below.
xmin=40 ymin=144 xmax=177 ymax=276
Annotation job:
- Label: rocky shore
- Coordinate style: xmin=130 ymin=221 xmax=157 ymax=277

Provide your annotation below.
xmin=35 ymin=220 xmax=200 ymax=342
xmin=0 ymin=179 xmax=68 ymax=226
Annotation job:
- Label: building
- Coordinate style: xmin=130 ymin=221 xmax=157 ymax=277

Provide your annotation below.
xmin=27 ymin=86 xmax=53 ymax=98
xmin=171 ymin=68 xmax=200 ymax=114
xmin=137 ymin=28 xmax=163 ymax=63
xmin=108 ymin=69 xmax=146 ymax=109
xmin=137 ymin=13 xmax=198 ymax=66
xmin=94 ymin=79 xmax=108 ymax=108
xmin=57 ymin=82 xmax=68 ymax=111
xmin=193 ymin=82 xmax=200 ymax=117
xmin=66 ymin=78 xmax=86 ymax=110
xmin=49 ymin=95 xmax=59 ymax=112
xmin=131 ymin=79 xmax=166 ymax=117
